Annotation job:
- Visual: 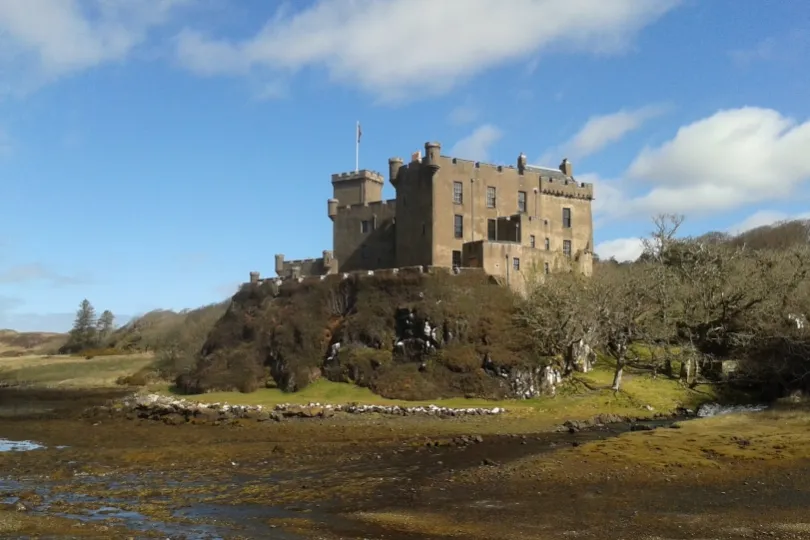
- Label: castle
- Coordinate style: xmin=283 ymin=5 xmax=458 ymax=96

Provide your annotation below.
xmin=252 ymin=141 xmax=594 ymax=292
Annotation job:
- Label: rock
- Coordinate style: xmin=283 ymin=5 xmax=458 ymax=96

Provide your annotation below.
xmin=99 ymin=393 xmax=507 ymax=425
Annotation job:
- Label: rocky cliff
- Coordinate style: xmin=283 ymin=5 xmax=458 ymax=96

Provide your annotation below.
xmin=178 ymin=270 xmax=568 ymax=400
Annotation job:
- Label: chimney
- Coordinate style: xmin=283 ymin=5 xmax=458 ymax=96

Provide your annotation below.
xmin=517 ymin=152 xmax=527 ymax=174
xmin=559 ymin=158 xmax=572 ymax=177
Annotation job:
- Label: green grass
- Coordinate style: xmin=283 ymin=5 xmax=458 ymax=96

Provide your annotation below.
xmin=0 ymin=354 xmax=154 ymax=388
xmin=157 ymin=358 xmax=716 ymax=420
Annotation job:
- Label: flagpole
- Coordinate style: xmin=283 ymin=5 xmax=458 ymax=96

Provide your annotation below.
xmin=355 ymin=121 xmax=360 ymax=172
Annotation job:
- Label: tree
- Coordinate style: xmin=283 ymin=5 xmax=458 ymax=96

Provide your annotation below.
xmin=515 ymin=269 xmax=599 ymax=373
xmin=61 ymin=299 xmax=98 ymax=353
xmin=592 ymin=262 xmax=656 ymax=391
xmin=96 ymin=310 xmax=115 ymax=343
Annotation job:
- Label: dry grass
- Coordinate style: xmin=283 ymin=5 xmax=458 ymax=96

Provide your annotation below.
xmin=352 ymin=511 xmax=546 ymax=539
xmin=573 ymin=407 xmax=810 ymax=469
xmin=0 ymin=353 xmax=154 ymax=388
xmin=0 ymin=329 xmax=66 ymax=356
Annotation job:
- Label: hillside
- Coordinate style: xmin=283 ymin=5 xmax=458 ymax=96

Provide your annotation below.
xmin=0 ymin=329 xmax=67 ymax=357
xmin=178 ymin=270 xmax=544 ymax=400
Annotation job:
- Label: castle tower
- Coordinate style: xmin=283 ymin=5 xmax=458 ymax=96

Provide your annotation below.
xmin=330 ymin=169 xmax=385 ymax=207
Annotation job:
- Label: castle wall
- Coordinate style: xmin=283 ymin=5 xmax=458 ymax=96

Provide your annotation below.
xmin=461 ymin=239 xmax=578 ymax=294
xmin=428 ymin=152 xmax=593 ymax=274
xmin=332 ymin=200 xmax=397 ymax=272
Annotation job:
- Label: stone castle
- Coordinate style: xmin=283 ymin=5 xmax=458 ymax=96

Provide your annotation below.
xmin=251 ymin=141 xmax=594 ymax=291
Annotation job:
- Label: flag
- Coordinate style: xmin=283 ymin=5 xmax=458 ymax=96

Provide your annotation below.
xmin=357 ymin=122 xmax=362 ymax=144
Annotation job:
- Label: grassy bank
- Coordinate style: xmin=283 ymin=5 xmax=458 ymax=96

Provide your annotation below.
xmin=0 ymin=353 xmax=153 ymax=388
xmin=154 ymin=359 xmax=717 ymax=422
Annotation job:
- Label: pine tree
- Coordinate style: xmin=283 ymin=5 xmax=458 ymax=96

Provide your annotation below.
xmin=67 ymin=299 xmax=98 ymax=352
xmin=96 ymin=310 xmax=115 ymax=344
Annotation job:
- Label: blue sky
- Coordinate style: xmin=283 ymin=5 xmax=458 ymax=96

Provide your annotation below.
xmin=1 ymin=0 xmax=809 ymax=332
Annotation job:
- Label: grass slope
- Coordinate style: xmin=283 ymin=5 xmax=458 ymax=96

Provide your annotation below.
xmin=0 ymin=354 xmax=153 ymax=388
xmin=0 ymin=330 xmax=67 ymax=357
xmin=159 ymin=358 xmax=716 ymax=421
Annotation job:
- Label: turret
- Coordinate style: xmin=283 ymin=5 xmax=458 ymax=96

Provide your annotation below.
xmin=327 ymin=198 xmax=338 ymax=220
xmin=559 ymin=158 xmax=573 ymax=177
xmin=517 ymin=152 xmax=527 ymax=174
xmin=424 ymin=141 xmax=441 ymax=172
xmin=249 ymin=271 xmax=260 ymax=284
xmin=274 ymin=254 xmax=285 ymax=276
xmin=388 ymin=157 xmax=403 ymax=187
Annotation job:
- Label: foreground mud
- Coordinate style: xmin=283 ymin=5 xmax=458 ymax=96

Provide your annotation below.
xmin=1 ymin=389 xmax=810 ymax=539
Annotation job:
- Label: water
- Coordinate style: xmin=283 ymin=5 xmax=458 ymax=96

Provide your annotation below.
xmin=696 ymin=402 xmax=769 ymax=418
xmin=0 ymin=438 xmax=44 ymax=452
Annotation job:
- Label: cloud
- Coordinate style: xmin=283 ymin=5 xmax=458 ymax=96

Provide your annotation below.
xmin=450 ymin=124 xmax=503 ymax=162
xmin=0 ymin=263 xmax=88 ymax=286
xmin=594 ymin=237 xmax=644 ymax=262
xmin=541 ymin=105 xmax=668 ymax=162
xmin=727 ymin=210 xmax=810 ymax=235
xmin=622 ymin=107 xmax=810 ymax=216
xmin=589 ymin=107 xmax=810 ymax=221
xmin=730 ymin=29 xmax=810 ymax=67
xmin=0 ymin=0 xmax=190 ymax=93
xmin=447 ymin=99 xmax=479 ymax=126
xmin=173 ymin=0 xmax=680 ymax=102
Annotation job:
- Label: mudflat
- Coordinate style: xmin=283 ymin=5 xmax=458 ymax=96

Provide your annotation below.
xmin=2 ymin=389 xmax=810 ymax=539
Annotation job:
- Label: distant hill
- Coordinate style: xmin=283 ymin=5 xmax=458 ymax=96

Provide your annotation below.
xmin=699 ymin=219 xmax=810 ymax=250
xmin=0 ymin=329 xmax=67 ymax=357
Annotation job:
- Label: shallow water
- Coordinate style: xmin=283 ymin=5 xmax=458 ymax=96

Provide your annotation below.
xmin=0 ymin=438 xmax=44 ymax=452
xmin=696 ymin=402 xmax=769 ymax=418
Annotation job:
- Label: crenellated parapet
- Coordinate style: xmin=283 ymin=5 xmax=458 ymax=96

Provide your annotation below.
xmin=334 ymin=198 xmax=397 ymax=214
xmin=539 ymin=177 xmax=594 ymax=200
xmin=243 ymin=265 xmax=486 ymax=289
xmin=331 ymin=169 xmax=384 ymax=185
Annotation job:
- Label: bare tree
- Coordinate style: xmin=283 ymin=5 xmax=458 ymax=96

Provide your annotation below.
xmin=592 ymin=262 xmax=656 ymax=391
xmin=515 ymin=269 xmax=599 ymax=371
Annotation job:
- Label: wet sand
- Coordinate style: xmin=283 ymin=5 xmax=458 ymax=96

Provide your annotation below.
xmin=2 ymin=389 xmax=810 ymax=539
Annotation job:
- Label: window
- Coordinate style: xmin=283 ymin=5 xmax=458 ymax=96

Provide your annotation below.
xmin=454 ymin=214 xmax=464 ymax=239
xmin=487 ymin=219 xmax=497 ymax=241
xmin=562 ymin=207 xmax=572 ymax=228
xmin=453 ymin=181 xmax=463 ymax=204
xmin=486 ymin=186 xmax=496 ymax=208
xmin=361 ymin=244 xmax=367 ymax=259
xmin=563 ymin=240 xmax=572 ymax=258
xmin=513 ymin=257 xmax=520 ymax=271
xmin=518 ymin=191 xmax=527 ymax=213
xmin=361 ymin=220 xmax=370 ymax=233
xmin=452 ymin=250 xmax=462 ymax=268
xmin=544 ymin=237 xmax=550 ymax=251
xmin=544 ymin=262 xmax=550 ymax=274
xmin=530 ymin=235 xmax=536 ymax=248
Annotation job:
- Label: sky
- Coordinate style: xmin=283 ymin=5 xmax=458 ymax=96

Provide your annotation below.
xmin=1 ymin=0 xmax=809 ymax=332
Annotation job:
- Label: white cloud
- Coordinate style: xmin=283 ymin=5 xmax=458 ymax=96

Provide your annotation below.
xmin=622 ymin=107 xmax=810 ymax=215
xmin=448 ymin=99 xmax=479 ymax=126
xmin=0 ymin=0 xmax=190 ymax=92
xmin=727 ymin=210 xmax=810 ymax=235
xmin=173 ymin=0 xmax=680 ymax=102
xmin=594 ymin=237 xmax=644 ymax=262
xmin=0 ymin=263 xmax=88 ymax=286
xmin=589 ymin=107 xmax=810 ymax=220
xmin=450 ymin=124 xmax=503 ymax=162
xmin=542 ymin=105 xmax=668 ymax=162
xmin=730 ymin=29 xmax=810 ymax=67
